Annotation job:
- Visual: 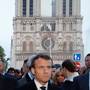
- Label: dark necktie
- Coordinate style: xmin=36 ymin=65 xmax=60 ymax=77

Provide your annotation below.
xmin=40 ymin=86 xmax=46 ymax=90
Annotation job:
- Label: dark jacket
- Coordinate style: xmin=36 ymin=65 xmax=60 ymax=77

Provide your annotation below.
xmin=17 ymin=73 xmax=32 ymax=88
xmin=73 ymin=72 xmax=89 ymax=90
xmin=17 ymin=80 xmax=59 ymax=90
xmin=0 ymin=74 xmax=17 ymax=90
xmin=59 ymin=80 xmax=76 ymax=90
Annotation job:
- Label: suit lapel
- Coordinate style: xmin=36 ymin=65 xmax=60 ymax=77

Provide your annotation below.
xmin=29 ymin=80 xmax=38 ymax=90
xmin=25 ymin=73 xmax=32 ymax=81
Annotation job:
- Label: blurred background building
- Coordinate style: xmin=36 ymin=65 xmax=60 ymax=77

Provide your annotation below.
xmin=11 ymin=0 xmax=84 ymax=69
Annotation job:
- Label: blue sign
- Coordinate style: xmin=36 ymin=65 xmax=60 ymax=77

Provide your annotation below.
xmin=73 ymin=53 xmax=81 ymax=61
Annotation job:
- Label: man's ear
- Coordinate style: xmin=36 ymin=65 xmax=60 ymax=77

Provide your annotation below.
xmin=31 ymin=67 xmax=35 ymax=75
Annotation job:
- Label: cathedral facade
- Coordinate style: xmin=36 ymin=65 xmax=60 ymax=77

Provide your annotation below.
xmin=11 ymin=0 xmax=84 ymax=68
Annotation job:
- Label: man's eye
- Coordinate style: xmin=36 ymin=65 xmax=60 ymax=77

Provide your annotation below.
xmin=37 ymin=66 xmax=51 ymax=69
xmin=47 ymin=66 xmax=51 ymax=68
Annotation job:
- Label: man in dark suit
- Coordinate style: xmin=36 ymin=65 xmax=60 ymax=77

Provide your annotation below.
xmin=18 ymin=53 xmax=59 ymax=90
xmin=73 ymin=71 xmax=89 ymax=90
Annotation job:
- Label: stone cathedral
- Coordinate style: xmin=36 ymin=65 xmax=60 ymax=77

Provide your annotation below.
xmin=11 ymin=0 xmax=84 ymax=68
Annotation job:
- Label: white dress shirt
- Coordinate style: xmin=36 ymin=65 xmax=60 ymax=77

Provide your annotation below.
xmin=64 ymin=72 xmax=79 ymax=82
xmin=34 ymin=79 xmax=48 ymax=90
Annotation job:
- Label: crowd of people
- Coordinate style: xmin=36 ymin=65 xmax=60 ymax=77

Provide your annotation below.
xmin=0 ymin=53 xmax=90 ymax=90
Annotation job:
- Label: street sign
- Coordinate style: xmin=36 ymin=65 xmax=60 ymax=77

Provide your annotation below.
xmin=73 ymin=53 xmax=81 ymax=61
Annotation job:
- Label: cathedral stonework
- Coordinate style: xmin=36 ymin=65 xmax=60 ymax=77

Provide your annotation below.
xmin=11 ymin=0 xmax=84 ymax=68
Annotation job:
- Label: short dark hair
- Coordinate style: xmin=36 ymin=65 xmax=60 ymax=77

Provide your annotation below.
xmin=7 ymin=67 xmax=15 ymax=73
xmin=86 ymin=53 xmax=90 ymax=57
xmin=85 ymin=53 xmax=90 ymax=61
xmin=30 ymin=53 xmax=52 ymax=68
xmin=62 ymin=59 xmax=76 ymax=72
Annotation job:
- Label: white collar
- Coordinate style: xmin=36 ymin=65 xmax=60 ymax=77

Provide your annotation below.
xmin=34 ymin=79 xmax=48 ymax=90
xmin=28 ymin=72 xmax=34 ymax=80
xmin=64 ymin=72 xmax=79 ymax=82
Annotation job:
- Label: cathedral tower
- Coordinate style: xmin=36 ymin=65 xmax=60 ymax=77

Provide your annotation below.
xmin=11 ymin=0 xmax=84 ymax=68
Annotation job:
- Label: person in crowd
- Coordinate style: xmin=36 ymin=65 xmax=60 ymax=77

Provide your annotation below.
xmin=50 ymin=64 xmax=61 ymax=84
xmin=4 ymin=67 xmax=19 ymax=80
xmin=73 ymin=53 xmax=90 ymax=90
xmin=0 ymin=60 xmax=4 ymax=74
xmin=20 ymin=67 xmax=24 ymax=77
xmin=5 ymin=67 xmax=15 ymax=76
xmin=59 ymin=59 xmax=79 ymax=90
xmin=22 ymin=59 xmax=29 ymax=75
xmin=78 ymin=66 xmax=86 ymax=75
xmin=84 ymin=53 xmax=90 ymax=73
xmin=0 ymin=73 xmax=17 ymax=90
xmin=77 ymin=53 xmax=90 ymax=75
xmin=17 ymin=53 xmax=59 ymax=90
xmin=0 ymin=60 xmax=17 ymax=90
xmin=53 ymin=70 xmax=65 ymax=87
xmin=17 ymin=55 xmax=35 ymax=88
xmin=14 ymin=69 xmax=22 ymax=80
xmin=73 ymin=71 xmax=89 ymax=90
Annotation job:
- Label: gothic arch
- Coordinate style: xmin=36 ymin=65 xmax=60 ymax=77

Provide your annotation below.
xmin=63 ymin=41 xmax=73 ymax=51
xmin=63 ymin=41 xmax=67 ymax=51
xmin=69 ymin=41 xmax=73 ymax=51
xmin=22 ymin=41 xmax=27 ymax=52
xmin=29 ymin=41 xmax=33 ymax=52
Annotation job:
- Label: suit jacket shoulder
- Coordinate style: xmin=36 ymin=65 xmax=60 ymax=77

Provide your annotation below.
xmin=17 ymin=73 xmax=32 ymax=88
xmin=73 ymin=72 xmax=89 ymax=90
xmin=18 ymin=80 xmax=59 ymax=90
xmin=59 ymin=80 xmax=75 ymax=90
xmin=17 ymin=80 xmax=37 ymax=90
xmin=0 ymin=74 xmax=17 ymax=90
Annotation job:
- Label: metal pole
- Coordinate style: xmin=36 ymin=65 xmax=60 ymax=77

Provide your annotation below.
xmin=49 ymin=37 xmax=53 ymax=64
xmin=49 ymin=37 xmax=52 ymax=58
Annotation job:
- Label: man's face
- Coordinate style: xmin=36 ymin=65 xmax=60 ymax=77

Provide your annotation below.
xmin=85 ymin=56 xmax=90 ymax=68
xmin=32 ymin=58 xmax=52 ymax=85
